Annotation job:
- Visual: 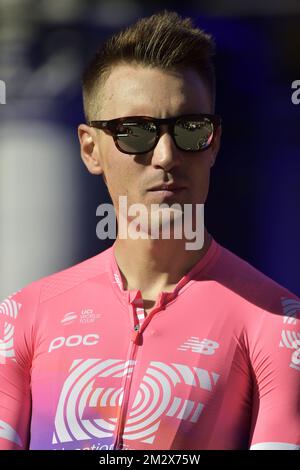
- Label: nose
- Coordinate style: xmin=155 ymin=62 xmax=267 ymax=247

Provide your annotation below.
xmin=151 ymin=128 xmax=183 ymax=172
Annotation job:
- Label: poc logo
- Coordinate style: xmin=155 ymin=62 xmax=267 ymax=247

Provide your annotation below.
xmin=48 ymin=334 xmax=99 ymax=353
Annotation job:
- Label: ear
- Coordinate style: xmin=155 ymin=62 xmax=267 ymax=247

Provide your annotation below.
xmin=78 ymin=124 xmax=103 ymax=175
xmin=210 ymin=124 xmax=222 ymax=167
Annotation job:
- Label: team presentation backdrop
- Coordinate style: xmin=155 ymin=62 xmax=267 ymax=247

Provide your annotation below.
xmin=0 ymin=1 xmax=299 ymax=297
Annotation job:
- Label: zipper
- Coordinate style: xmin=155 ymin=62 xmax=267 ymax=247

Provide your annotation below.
xmin=113 ymin=296 xmax=165 ymax=450
xmin=113 ymin=324 xmax=140 ymax=449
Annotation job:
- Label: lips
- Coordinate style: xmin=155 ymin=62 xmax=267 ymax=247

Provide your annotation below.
xmin=148 ymin=183 xmax=186 ymax=191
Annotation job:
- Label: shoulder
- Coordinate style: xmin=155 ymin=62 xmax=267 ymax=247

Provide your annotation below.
xmin=209 ymin=242 xmax=300 ymax=372
xmin=0 ymin=247 xmax=114 ymax=363
xmin=208 ymin=241 xmax=300 ymax=320
xmin=0 ymin=246 xmax=113 ymax=317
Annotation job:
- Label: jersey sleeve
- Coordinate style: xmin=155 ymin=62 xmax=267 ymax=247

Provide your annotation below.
xmin=248 ymin=296 xmax=300 ymax=450
xmin=0 ymin=282 xmax=40 ymax=450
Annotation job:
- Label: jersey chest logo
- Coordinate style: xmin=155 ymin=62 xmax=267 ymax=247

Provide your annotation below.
xmin=178 ymin=337 xmax=219 ymax=355
xmin=52 ymin=359 xmax=220 ymax=447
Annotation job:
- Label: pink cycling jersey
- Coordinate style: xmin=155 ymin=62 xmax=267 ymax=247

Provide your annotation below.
xmin=0 ymin=238 xmax=299 ymax=450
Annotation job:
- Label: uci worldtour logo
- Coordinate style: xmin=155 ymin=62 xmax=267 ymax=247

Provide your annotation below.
xmin=52 ymin=358 xmax=219 ymax=447
xmin=61 ymin=309 xmax=101 ymax=326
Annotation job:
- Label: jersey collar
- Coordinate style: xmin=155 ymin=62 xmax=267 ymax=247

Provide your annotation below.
xmin=107 ymin=237 xmax=220 ymax=308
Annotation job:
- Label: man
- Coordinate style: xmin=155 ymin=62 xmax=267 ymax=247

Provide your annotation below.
xmin=0 ymin=11 xmax=299 ymax=451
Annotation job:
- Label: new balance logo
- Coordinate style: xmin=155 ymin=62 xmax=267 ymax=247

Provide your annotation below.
xmin=178 ymin=337 xmax=219 ymax=355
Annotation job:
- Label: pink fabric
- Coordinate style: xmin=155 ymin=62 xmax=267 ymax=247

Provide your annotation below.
xmin=0 ymin=239 xmax=299 ymax=450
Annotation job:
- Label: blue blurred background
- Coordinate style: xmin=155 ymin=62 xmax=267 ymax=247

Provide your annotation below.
xmin=0 ymin=0 xmax=299 ymax=299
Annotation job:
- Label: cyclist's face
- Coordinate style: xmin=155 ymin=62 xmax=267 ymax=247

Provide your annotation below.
xmin=85 ymin=64 xmax=221 ymax=214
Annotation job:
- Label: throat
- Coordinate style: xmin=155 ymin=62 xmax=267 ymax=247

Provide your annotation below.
xmin=142 ymin=298 xmax=156 ymax=316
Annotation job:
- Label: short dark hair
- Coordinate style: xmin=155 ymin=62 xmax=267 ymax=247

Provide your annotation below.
xmin=82 ymin=10 xmax=216 ymax=121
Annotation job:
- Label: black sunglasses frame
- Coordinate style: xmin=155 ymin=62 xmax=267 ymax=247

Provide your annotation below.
xmin=88 ymin=114 xmax=222 ymax=155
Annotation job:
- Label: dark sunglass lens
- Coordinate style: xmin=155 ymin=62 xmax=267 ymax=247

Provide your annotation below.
xmin=174 ymin=118 xmax=214 ymax=151
xmin=116 ymin=121 xmax=157 ymax=153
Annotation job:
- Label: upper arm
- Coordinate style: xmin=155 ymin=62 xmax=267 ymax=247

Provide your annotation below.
xmin=0 ymin=287 xmax=39 ymax=449
xmin=0 ymin=357 xmax=31 ymax=449
xmin=249 ymin=300 xmax=300 ymax=450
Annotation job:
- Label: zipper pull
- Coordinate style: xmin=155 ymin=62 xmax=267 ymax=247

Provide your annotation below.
xmin=131 ymin=324 xmax=140 ymax=343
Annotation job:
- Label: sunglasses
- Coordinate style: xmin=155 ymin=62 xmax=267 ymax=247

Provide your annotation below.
xmin=88 ymin=114 xmax=221 ymax=155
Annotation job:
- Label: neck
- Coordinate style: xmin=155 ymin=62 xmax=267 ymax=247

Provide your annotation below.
xmin=113 ymin=228 xmax=212 ymax=297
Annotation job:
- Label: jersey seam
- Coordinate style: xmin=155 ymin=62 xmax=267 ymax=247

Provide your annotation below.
xmin=37 ymin=270 xmax=109 ymax=306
